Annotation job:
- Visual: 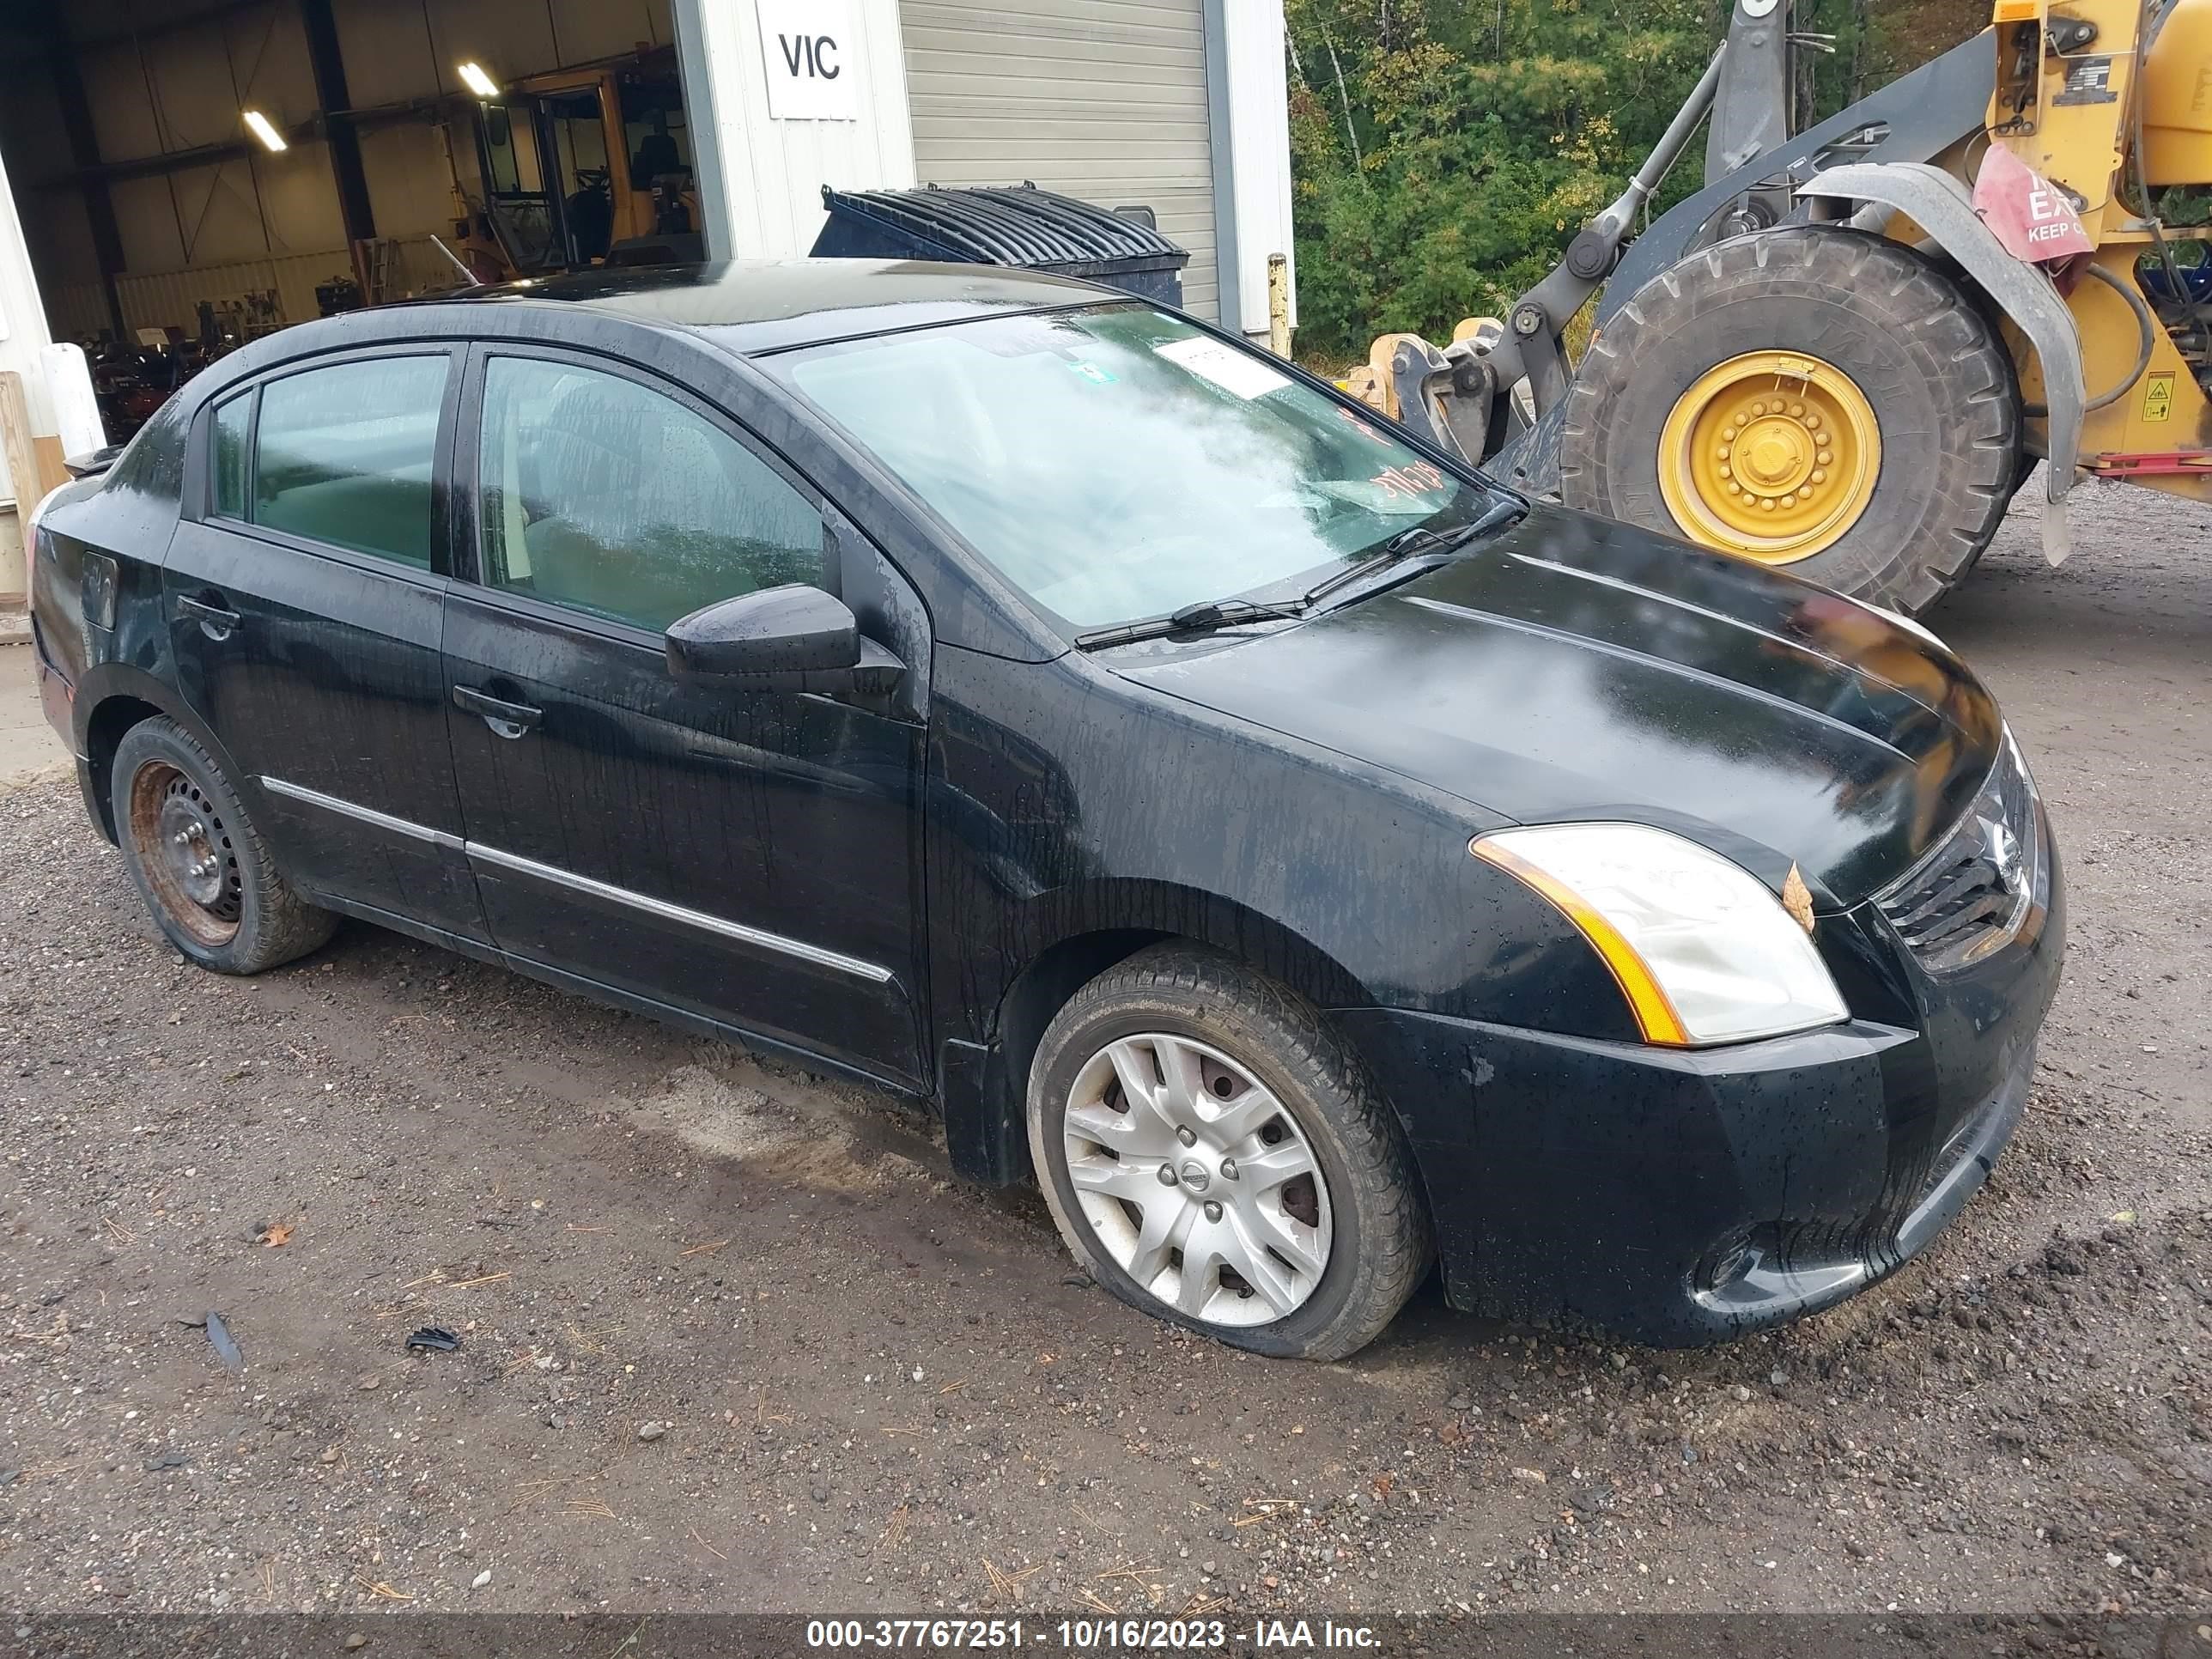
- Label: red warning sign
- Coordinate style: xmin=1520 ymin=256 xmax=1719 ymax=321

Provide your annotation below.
xmin=1973 ymin=147 xmax=2095 ymax=264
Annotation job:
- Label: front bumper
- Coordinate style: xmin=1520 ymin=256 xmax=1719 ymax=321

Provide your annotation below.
xmin=1338 ymin=823 xmax=2064 ymax=1348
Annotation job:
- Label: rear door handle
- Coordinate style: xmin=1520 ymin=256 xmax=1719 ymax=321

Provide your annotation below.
xmin=175 ymin=593 xmax=241 ymax=640
xmin=452 ymin=684 xmax=544 ymax=738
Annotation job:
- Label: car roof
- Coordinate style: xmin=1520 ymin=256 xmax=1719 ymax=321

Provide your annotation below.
xmin=447 ymin=258 xmax=1116 ymax=353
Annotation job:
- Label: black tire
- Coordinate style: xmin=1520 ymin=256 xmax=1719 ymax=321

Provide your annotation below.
xmin=1026 ymin=945 xmax=1430 ymax=1361
xmin=1559 ymin=226 xmax=2021 ymax=615
xmin=112 ymin=717 xmax=337 ymax=975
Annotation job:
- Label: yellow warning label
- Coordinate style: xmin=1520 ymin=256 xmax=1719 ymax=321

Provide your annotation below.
xmin=2142 ymin=371 xmax=2175 ymax=423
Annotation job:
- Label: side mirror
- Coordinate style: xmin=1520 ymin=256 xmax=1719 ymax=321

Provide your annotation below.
xmin=665 ymin=585 xmax=903 ymax=695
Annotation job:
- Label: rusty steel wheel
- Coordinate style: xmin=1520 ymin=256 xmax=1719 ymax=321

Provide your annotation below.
xmin=126 ymin=758 xmax=243 ymax=949
xmin=110 ymin=717 xmax=336 ymax=975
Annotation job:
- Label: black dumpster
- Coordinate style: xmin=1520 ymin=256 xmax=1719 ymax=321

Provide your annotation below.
xmin=811 ymin=183 xmax=1190 ymax=309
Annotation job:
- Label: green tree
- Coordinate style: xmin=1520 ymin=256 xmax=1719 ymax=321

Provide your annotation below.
xmin=1285 ymin=0 xmax=1899 ymax=360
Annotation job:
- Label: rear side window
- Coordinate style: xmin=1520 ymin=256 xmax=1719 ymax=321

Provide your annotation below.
xmin=475 ymin=356 xmax=825 ymax=631
xmin=108 ymin=395 xmax=188 ymax=501
xmin=211 ymin=394 xmax=250 ymax=520
xmin=252 ymin=356 xmax=447 ymax=567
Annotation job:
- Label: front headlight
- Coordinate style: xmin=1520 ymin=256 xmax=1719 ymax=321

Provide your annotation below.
xmin=2002 ymin=722 xmax=2039 ymax=799
xmin=1471 ymin=823 xmax=1850 ymax=1047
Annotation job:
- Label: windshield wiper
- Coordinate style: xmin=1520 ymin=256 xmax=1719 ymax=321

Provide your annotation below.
xmin=1072 ymin=495 xmax=1527 ymax=653
xmin=1074 ymin=598 xmax=1304 ymax=651
xmin=1300 ymin=496 xmax=1528 ymax=610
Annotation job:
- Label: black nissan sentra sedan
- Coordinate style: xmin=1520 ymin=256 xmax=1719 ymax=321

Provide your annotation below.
xmin=28 ymin=261 xmax=2062 ymax=1358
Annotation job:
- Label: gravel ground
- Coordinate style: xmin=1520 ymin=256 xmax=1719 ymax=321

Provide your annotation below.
xmin=1 ymin=483 xmax=2208 ymax=1621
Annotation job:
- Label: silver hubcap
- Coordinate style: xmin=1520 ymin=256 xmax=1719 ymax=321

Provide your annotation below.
xmin=1061 ymin=1033 xmax=1333 ymax=1328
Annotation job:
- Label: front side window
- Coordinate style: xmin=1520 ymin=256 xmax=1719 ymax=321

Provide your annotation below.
xmin=210 ymin=393 xmax=250 ymax=520
xmin=476 ymin=356 xmax=825 ymax=632
xmin=767 ymin=304 xmax=1504 ymax=631
xmin=253 ymin=356 xmax=447 ymax=567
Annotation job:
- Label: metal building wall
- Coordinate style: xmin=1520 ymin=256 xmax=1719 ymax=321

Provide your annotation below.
xmin=900 ymin=0 xmax=1221 ymax=321
xmin=41 ymin=240 xmax=462 ymax=346
xmin=0 ymin=143 xmax=58 ymax=605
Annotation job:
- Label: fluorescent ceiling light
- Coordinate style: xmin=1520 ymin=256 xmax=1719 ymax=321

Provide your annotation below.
xmin=457 ymin=61 xmax=500 ymax=98
xmin=241 ymin=109 xmax=288 ymax=152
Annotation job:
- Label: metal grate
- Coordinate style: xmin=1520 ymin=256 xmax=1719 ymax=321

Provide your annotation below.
xmin=1876 ymin=736 xmax=2041 ymax=974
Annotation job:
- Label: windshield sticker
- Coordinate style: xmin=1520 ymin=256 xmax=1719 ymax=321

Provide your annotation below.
xmin=1153 ymin=337 xmax=1291 ymax=400
xmin=1067 ymin=360 xmax=1117 ymax=386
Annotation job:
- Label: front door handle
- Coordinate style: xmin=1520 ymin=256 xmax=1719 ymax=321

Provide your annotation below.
xmin=175 ymin=593 xmax=241 ymax=641
xmin=452 ymin=684 xmax=544 ymax=739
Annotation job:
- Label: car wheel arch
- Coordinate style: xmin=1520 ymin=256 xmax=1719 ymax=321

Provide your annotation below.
xmin=77 ymin=671 xmax=251 ymax=848
xmin=947 ymin=891 xmax=1377 ymax=1188
xmin=82 ymin=695 xmax=165 ymax=844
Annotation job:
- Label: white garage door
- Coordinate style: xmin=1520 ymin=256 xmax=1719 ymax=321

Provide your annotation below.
xmin=901 ymin=0 xmax=1220 ymax=320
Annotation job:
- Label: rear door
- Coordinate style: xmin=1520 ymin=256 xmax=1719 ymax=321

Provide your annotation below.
xmin=441 ymin=343 xmax=928 ymax=1085
xmin=164 ymin=348 xmax=485 ymax=942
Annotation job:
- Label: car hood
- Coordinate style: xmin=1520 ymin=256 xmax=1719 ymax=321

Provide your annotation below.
xmin=1115 ymin=507 xmax=2004 ymax=908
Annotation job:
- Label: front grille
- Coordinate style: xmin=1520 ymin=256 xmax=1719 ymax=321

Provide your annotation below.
xmin=1876 ymin=732 xmax=2042 ymax=975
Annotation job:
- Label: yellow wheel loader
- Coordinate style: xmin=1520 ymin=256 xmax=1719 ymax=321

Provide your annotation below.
xmin=1352 ymin=0 xmax=2212 ymax=613
xmin=439 ymin=48 xmax=702 ymax=286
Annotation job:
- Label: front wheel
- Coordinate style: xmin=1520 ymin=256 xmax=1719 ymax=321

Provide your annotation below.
xmin=1559 ymin=226 xmax=2021 ymax=615
xmin=1027 ymin=945 xmax=1430 ymax=1361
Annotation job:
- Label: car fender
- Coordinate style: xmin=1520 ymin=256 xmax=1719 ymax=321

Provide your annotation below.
xmin=71 ymin=659 xmax=258 ymax=843
xmin=942 ymin=878 xmax=1376 ymax=1188
xmin=1796 ymin=161 xmax=2084 ymax=559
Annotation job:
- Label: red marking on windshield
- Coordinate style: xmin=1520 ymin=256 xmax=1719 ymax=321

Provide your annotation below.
xmin=1371 ymin=462 xmax=1447 ymax=499
xmin=1336 ymin=406 xmax=1383 ymax=442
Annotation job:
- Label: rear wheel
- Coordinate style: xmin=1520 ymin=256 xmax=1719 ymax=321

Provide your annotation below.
xmin=1027 ymin=945 xmax=1429 ymax=1361
xmin=112 ymin=718 xmax=336 ymax=974
xmin=1559 ymin=226 xmax=2021 ymax=614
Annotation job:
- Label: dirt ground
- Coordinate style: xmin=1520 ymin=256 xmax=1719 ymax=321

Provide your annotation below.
xmin=2 ymin=482 xmax=2209 ymax=1624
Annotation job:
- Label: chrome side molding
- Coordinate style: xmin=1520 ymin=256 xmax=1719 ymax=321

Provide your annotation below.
xmin=258 ymin=775 xmax=893 ymax=985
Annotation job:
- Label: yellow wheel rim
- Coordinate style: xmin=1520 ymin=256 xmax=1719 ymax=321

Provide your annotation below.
xmin=1656 ymin=350 xmax=1881 ymax=564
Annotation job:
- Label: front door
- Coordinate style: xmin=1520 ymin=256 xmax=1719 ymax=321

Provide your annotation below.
xmin=163 ymin=348 xmax=484 ymax=942
xmin=441 ymin=346 xmax=927 ymax=1085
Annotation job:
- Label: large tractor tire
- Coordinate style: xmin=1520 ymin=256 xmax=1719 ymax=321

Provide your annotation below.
xmin=1559 ymin=226 xmax=2021 ymax=615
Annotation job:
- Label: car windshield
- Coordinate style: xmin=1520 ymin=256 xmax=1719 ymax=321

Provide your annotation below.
xmin=768 ymin=303 xmax=1504 ymax=631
